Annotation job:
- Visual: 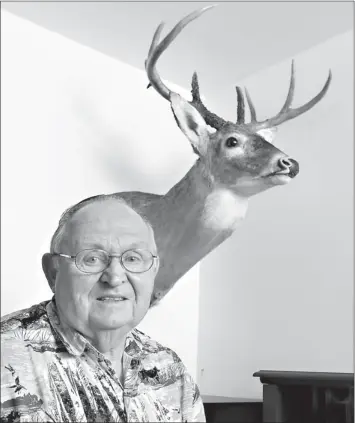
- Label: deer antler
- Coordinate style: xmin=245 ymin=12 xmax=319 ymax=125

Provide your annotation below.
xmin=190 ymin=72 xmax=227 ymax=129
xmin=236 ymin=86 xmax=246 ymax=124
xmin=238 ymin=60 xmax=332 ymax=129
xmin=145 ymin=5 xmax=227 ymax=130
xmin=146 ymin=8 xmax=331 ymax=132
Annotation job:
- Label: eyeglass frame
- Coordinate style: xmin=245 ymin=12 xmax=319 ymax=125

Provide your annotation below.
xmin=51 ymin=248 xmax=159 ymax=274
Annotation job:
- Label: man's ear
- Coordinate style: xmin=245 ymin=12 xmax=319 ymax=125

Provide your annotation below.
xmin=42 ymin=253 xmax=58 ymax=293
xmin=153 ymin=256 xmax=160 ymax=276
xmin=256 ymin=127 xmax=278 ymax=144
xmin=170 ymin=93 xmax=209 ymax=156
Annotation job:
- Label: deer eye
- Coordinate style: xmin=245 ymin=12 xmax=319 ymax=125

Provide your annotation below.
xmin=225 ymin=137 xmax=239 ymax=148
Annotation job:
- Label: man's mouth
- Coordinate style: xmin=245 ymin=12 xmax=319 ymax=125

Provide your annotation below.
xmin=97 ymin=296 xmax=127 ymax=302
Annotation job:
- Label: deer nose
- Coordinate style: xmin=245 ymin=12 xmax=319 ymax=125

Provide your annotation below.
xmin=279 ymin=157 xmax=293 ymax=169
xmin=278 ymin=157 xmax=300 ymax=178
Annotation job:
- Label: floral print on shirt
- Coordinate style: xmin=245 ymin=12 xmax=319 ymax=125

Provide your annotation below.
xmin=1 ymin=300 xmax=205 ymax=422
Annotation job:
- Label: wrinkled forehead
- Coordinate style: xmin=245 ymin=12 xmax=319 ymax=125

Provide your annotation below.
xmin=61 ymin=201 xmax=155 ymax=252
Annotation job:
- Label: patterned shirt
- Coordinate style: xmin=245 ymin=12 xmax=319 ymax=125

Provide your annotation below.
xmin=1 ymin=299 xmax=206 ymax=422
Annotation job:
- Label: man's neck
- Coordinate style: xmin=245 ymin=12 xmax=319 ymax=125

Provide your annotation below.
xmin=87 ymin=328 xmax=127 ymax=359
xmin=87 ymin=330 xmax=127 ymax=384
xmin=55 ymin=301 xmax=129 ymax=363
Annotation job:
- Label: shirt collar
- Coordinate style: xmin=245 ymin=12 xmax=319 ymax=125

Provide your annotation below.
xmin=47 ymin=298 xmax=89 ymax=356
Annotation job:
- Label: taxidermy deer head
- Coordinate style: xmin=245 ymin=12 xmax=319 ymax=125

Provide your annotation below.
xmin=116 ymin=5 xmax=331 ymax=305
xmin=145 ymin=5 xmax=331 ymax=197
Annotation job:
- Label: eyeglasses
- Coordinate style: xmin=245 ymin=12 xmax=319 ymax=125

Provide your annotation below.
xmin=52 ymin=249 xmax=158 ymax=274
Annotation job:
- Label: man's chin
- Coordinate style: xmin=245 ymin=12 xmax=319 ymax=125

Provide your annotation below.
xmin=93 ymin=317 xmax=132 ymax=331
xmin=92 ymin=301 xmax=133 ymax=330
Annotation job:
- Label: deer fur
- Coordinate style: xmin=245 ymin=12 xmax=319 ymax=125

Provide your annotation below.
xmin=113 ymin=6 xmax=331 ymax=306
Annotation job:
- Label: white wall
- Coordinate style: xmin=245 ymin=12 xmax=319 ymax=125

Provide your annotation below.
xmin=197 ymin=31 xmax=353 ymax=398
xmin=1 ymin=11 xmax=200 ymax=378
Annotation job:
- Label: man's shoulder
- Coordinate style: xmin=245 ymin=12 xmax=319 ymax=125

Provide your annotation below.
xmin=130 ymin=328 xmax=183 ymax=364
xmin=129 ymin=328 xmax=203 ymax=416
xmin=1 ymin=300 xmax=68 ymax=358
xmin=1 ymin=300 xmax=51 ymax=336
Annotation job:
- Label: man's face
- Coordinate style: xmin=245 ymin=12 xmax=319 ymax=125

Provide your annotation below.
xmin=51 ymin=200 xmax=158 ymax=337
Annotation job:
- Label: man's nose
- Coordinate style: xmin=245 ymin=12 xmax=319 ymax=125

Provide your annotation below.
xmin=100 ymin=257 xmax=127 ymax=286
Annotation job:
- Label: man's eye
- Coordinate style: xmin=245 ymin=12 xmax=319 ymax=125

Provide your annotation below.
xmin=88 ymin=257 xmax=98 ymax=263
xmin=84 ymin=255 xmax=102 ymax=264
xmin=126 ymin=256 xmax=141 ymax=262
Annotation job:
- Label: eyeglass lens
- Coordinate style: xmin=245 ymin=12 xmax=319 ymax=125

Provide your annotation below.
xmin=75 ymin=249 xmax=153 ymax=273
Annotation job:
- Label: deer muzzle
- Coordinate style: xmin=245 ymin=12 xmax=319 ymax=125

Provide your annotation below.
xmin=279 ymin=157 xmax=299 ymax=179
xmin=265 ymin=157 xmax=300 ymax=180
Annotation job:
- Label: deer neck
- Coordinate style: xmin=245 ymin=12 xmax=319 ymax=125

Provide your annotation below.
xmin=143 ymin=159 xmax=249 ymax=302
xmin=158 ymin=159 xmax=249 ymax=253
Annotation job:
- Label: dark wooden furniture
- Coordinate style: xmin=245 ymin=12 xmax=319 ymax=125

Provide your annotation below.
xmin=202 ymin=395 xmax=262 ymax=422
xmin=253 ymin=370 xmax=354 ymax=423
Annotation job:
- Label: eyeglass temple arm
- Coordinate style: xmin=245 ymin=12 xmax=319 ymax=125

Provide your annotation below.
xmin=52 ymin=253 xmax=75 ymax=259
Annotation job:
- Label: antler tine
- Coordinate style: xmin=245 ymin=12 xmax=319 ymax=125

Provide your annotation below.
xmin=236 ymin=86 xmax=245 ymax=124
xmin=191 ymin=72 xmax=227 ymax=130
xmin=244 ymin=87 xmax=257 ymax=122
xmin=253 ymin=63 xmax=332 ymax=129
xmin=145 ymin=5 xmax=216 ymax=101
xmin=145 ymin=22 xmax=165 ymax=89
xmin=279 ymin=60 xmax=295 ymax=113
xmin=147 ymin=22 xmax=165 ymax=59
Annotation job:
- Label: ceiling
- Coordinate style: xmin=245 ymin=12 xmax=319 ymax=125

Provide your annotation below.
xmin=2 ymin=1 xmax=353 ymax=103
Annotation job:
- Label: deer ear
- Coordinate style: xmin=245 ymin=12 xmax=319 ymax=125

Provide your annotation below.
xmin=170 ymin=93 xmax=209 ymax=155
xmin=256 ymin=127 xmax=278 ymax=144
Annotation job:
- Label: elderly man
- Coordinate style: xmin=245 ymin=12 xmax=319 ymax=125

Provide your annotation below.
xmin=1 ymin=195 xmax=205 ymax=422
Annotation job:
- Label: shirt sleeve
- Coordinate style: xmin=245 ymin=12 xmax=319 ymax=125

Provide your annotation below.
xmin=1 ymin=334 xmax=28 ymax=422
xmin=190 ymin=379 xmax=206 ymax=422
xmin=1 ymin=332 xmax=54 ymax=422
xmin=180 ymin=367 xmax=206 ymax=422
